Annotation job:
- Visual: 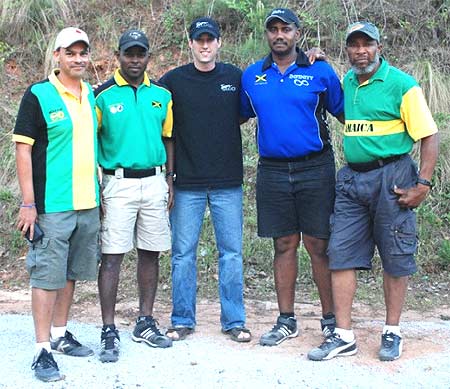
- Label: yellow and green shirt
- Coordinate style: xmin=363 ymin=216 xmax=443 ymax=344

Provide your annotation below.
xmin=343 ymin=58 xmax=438 ymax=163
xmin=95 ymin=69 xmax=173 ymax=170
xmin=13 ymin=70 xmax=99 ymax=214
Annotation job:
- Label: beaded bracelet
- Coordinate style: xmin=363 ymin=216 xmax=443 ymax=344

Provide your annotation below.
xmin=20 ymin=203 xmax=36 ymax=208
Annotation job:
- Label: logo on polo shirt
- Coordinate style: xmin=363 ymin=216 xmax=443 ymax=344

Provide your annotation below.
xmin=108 ymin=103 xmax=124 ymax=114
xmin=152 ymin=101 xmax=162 ymax=108
xmin=255 ymin=74 xmax=267 ymax=85
xmin=345 ymin=122 xmax=374 ymax=133
xmin=49 ymin=109 xmax=65 ymax=122
xmin=289 ymin=74 xmax=313 ymax=87
xmin=220 ymin=84 xmax=236 ymax=92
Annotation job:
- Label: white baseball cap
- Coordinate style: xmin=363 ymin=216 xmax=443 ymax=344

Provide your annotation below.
xmin=54 ymin=27 xmax=90 ymax=50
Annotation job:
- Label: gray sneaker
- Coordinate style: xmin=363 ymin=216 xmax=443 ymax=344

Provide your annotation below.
xmin=50 ymin=330 xmax=93 ymax=357
xmin=99 ymin=327 xmax=120 ymax=363
xmin=132 ymin=316 xmax=172 ymax=348
xmin=379 ymin=332 xmax=403 ymax=361
xmin=260 ymin=316 xmax=298 ymax=346
xmin=31 ymin=349 xmax=62 ymax=382
xmin=308 ymin=333 xmax=357 ymax=361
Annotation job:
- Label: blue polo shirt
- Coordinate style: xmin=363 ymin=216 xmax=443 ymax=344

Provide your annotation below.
xmin=241 ymin=50 xmax=344 ymax=158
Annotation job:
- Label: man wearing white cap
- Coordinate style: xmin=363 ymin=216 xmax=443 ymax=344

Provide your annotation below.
xmin=13 ymin=27 xmax=99 ymax=381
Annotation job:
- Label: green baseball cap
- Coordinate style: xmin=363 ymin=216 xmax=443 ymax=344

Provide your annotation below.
xmin=346 ymin=22 xmax=380 ymax=42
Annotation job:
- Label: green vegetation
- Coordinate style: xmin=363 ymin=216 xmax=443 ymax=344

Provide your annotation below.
xmin=0 ymin=0 xmax=449 ymax=306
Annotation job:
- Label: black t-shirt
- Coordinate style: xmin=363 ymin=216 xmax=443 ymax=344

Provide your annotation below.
xmin=160 ymin=62 xmax=243 ymax=188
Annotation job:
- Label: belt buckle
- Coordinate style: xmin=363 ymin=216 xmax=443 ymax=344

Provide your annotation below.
xmin=155 ymin=166 xmax=161 ymax=175
xmin=115 ymin=168 xmax=124 ymax=179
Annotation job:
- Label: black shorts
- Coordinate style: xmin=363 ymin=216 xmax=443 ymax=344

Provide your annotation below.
xmin=256 ymin=149 xmax=336 ymax=239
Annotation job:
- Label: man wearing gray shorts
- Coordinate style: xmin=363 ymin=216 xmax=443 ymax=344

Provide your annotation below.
xmin=14 ymin=27 xmax=99 ymax=382
xmin=95 ymin=29 xmax=174 ymax=362
xmin=308 ymin=22 xmax=439 ymax=362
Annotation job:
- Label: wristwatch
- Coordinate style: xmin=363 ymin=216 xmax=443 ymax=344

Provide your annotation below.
xmin=417 ymin=177 xmax=432 ymax=189
xmin=166 ymin=171 xmax=176 ymax=179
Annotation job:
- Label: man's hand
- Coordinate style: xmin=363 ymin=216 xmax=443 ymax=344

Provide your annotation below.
xmin=393 ymin=184 xmax=430 ymax=209
xmin=17 ymin=206 xmax=38 ymax=239
xmin=166 ymin=176 xmax=174 ymax=210
xmin=305 ymin=47 xmax=327 ymax=65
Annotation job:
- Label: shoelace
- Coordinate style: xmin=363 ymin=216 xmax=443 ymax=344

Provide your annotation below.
xmin=140 ymin=318 xmax=163 ymax=336
xmin=320 ymin=333 xmax=341 ymax=348
xmin=31 ymin=351 xmax=57 ymax=370
xmin=102 ymin=331 xmax=119 ymax=350
xmin=64 ymin=331 xmax=82 ymax=347
xmin=381 ymin=333 xmax=396 ymax=347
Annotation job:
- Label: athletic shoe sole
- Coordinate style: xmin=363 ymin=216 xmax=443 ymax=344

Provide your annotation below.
xmin=99 ymin=351 xmax=119 ymax=363
xmin=51 ymin=348 xmax=94 ymax=357
xmin=35 ymin=372 xmax=65 ymax=382
xmin=259 ymin=329 xmax=299 ymax=346
xmin=309 ymin=340 xmax=357 ymax=361
xmin=132 ymin=334 xmax=172 ymax=348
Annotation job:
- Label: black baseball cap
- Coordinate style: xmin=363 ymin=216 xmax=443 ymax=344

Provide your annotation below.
xmin=189 ymin=17 xmax=220 ymax=40
xmin=265 ymin=8 xmax=301 ymax=28
xmin=118 ymin=29 xmax=149 ymax=51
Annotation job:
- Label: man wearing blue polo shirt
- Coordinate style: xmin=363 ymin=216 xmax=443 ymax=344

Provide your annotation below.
xmin=241 ymin=8 xmax=344 ymax=346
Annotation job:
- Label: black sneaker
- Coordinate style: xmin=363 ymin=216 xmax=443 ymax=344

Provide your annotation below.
xmin=99 ymin=327 xmax=120 ymax=363
xmin=132 ymin=316 xmax=172 ymax=348
xmin=259 ymin=316 xmax=298 ymax=346
xmin=379 ymin=332 xmax=403 ymax=361
xmin=31 ymin=349 xmax=62 ymax=382
xmin=308 ymin=333 xmax=357 ymax=361
xmin=320 ymin=315 xmax=336 ymax=338
xmin=50 ymin=330 xmax=93 ymax=357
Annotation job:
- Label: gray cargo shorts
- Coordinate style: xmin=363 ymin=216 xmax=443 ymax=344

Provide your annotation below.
xmin=26 ymin=207 xmax=100 ymax=289
xmin=328 ymin=154 xmax=419 ymax=277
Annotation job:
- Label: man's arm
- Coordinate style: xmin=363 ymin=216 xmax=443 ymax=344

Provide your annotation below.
xmin=16 ymin=142 xmax=37 ymax=239
xmin=394 ymin=133 xmax=439 ymax=208
xmin=335 ymin=112 xmax=345 ymax=124
xmin=163 ymin=137 xmax=175 ymax=210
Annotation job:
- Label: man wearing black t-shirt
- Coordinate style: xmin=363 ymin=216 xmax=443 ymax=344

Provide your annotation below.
xmin=160 ymin=17 xmax=251 ymax=343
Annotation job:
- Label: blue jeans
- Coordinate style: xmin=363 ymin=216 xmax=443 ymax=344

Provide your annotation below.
xmin=170 ymin=186 xmax=246 ymax=330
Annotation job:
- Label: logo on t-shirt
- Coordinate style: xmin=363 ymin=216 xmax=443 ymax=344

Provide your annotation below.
xmin=49 ymin=109 xmax=65 ymax=122
xmin=152 ymin=101 xmax=162 ymax=108
xmin=220 ymin=84 xmax=236 ymax=92
xmin=254 ymin=74 xmax=267 ymax=85
xmin=289 ymin=74 xmax=313 ymax=87
xmin=108 ymin=103 xmax=124 ymax=114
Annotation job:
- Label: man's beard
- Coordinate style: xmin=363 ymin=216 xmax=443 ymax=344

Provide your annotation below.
xmin=352 ymin=52 xmax=380 ymax=75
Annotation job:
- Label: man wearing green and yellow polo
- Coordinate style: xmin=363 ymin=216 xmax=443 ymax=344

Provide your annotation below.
xmin=308 ymin=22 xmax=439 ymax=362
xmin=14 ymin=27 xmax=99 ymax=382
xmin=95 ymin=29 xmax=174 ymax=363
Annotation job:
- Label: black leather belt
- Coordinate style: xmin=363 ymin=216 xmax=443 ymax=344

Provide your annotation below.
xmin=261 ymin=144 xmax=331 ymax=163
xmin=348 ymin=154 xmax=406 ymax=173
xmin=103 ymin=167 xmax=161 ymax=178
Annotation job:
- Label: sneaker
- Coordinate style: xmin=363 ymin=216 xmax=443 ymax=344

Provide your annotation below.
xmin=50 ymin=330 xmax=93 ymax=357
xmin=132 ymin=316 xmax=172 ymax=348
xmin=320 ymin=315 xmax=336 ymax=338
xmin=308 ymin=333 xmax=357 ymax=361
xmin=99 ymin=327 xmax=120 ymax=363
xmin=259 ymin=316 xmax=298 ymax=346
xmin=31 ymin=349 xmax=62 ymax=382
xmin=379 ymin=332 xmax=403 ymax=361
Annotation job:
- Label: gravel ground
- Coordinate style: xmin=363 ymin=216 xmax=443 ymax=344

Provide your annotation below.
xmin=1 ymin=314 xmax=449 ymax=389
